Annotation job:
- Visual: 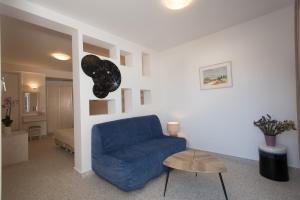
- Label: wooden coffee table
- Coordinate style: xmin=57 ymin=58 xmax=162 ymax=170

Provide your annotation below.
xmin=163 ymin=149 xmax=228 ymax=200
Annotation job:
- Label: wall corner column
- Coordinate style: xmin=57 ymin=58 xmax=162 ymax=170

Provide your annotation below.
xmin=72 ymin=28 xmax=84 ymax=173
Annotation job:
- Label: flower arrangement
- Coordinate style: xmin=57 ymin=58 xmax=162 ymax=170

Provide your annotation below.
xmin=2 ymin=97 xmax=16 ymax=127
xmin=254 ymin=114 xmax=296 ymax=136
xmin=254 ymin=114 xmax=296 ymax=146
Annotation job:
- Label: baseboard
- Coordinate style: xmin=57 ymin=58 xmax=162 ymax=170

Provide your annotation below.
xmin=80 ymin=170 xmax=95 ymax=178
xmin=204 ymin=149 xmax=300 ymax=170
xmin=73 ymin=167 xmax=95 ymax=178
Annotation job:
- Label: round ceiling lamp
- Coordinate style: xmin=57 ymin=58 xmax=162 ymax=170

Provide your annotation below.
xmin=51 ymin=52 xmax=71 ymax=61
xmin=163 ymin=0 xmax=192 ymax=10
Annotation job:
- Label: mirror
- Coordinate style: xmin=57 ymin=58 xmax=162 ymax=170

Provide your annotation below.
xmin=24 ymin=92 xmax=38 ymax=113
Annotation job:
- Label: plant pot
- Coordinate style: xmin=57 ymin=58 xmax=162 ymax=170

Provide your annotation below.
xmin=265 ymin=135 xmax=276 ymax=146
xmin=3 ymin=126 xmax=12 ymax=135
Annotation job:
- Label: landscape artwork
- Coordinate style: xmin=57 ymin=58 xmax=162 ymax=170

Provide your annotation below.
xmin=199 ymin=62 xmax=232 ymax=90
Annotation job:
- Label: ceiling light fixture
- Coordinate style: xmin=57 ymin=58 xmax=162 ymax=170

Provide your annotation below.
xmin=163 ymin=0 xmax=192 ymax=10
xmin=51 ymin=52 xmax=71 ymax=61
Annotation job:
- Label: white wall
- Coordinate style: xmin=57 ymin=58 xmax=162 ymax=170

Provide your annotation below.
xmin=159 ymin=6 xmax=299 ymax=168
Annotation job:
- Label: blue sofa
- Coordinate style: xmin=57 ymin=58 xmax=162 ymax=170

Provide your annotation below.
xmin=92 ymin=115 xmax=186 ymax=191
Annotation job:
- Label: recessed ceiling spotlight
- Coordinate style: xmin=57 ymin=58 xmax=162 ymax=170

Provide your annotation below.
xmin=51 ymin=52 xmax=71 ymax=61
xmin=163 ymin=0 xmax=192 ymax=10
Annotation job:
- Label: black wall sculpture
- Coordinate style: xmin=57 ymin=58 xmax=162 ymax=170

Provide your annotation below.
xmin=81 ymin=54 xmax=121 ymax=98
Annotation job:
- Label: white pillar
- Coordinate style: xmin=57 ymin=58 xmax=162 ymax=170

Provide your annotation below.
xmin=72 ymin=29 xmax=84 ymax=173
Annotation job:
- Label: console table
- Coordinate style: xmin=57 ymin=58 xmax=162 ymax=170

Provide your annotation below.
xmin=2 ymin=130 xmax=29 ymax=166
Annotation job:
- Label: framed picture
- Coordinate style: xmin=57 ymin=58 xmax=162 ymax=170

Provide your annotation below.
xmin=199 ymin=61 xmax=232 ymax=90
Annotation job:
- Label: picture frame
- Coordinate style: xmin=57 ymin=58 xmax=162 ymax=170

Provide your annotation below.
xmin=199 ymin=61 xmax=233 ymax=90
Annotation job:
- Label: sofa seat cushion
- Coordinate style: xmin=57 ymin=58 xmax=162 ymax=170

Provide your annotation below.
xmin=93 ymin=136 xmax=186 ymax=191
xmin=110 ymin=136 xmax=185 ymax=162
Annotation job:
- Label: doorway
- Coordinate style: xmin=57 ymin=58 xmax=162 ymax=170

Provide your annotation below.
xmin=1 ymin=15 xmax=76 ymax=198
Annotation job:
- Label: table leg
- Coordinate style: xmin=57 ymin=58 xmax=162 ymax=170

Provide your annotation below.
xmin=219 ymin=173 xmax=228 ymax=200
xmin=163 ymin=168 xmax=171 ymax=197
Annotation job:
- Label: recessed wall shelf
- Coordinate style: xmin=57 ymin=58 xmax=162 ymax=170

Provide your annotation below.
xmin=142 ymin=53 xmax=151 ymax=76
xmin=83 ymin=36 xmax=117 ymax=59
xmin=89 ymin=99 xmax=115 ymax=115
xmin=121 ymin=88 xmax=132 ymax=113
xmin=140 ymin=89 xmax=151 ymax=105
xmin=120 ymin=50 xmax=133 ymax=67
xmin=83 ymin=43 xmax=110 ymax=58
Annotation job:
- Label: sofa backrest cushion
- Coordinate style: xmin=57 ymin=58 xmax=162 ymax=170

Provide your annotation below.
xmin=92 ymin=115 xmax=164 ymax=155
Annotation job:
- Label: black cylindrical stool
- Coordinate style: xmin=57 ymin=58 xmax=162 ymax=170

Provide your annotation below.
xmin=259 ymin=144 xmax=289 ymax=182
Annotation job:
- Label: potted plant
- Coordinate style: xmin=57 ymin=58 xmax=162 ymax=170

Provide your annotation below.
xmin=2 ymin=97 xmax=16 ymax=134
xmin=254 ymin=114 xmax=296 ymax=146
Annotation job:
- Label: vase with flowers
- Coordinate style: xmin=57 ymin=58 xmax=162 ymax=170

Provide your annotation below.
xmin=254 ymin=114 xmax=296 ymax=146
xmin=2 ymin=97 xmax=16 ymax=134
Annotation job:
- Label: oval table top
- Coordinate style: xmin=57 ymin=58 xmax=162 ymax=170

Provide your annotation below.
xmin=163 ymin=149 xmax=227 ymax=174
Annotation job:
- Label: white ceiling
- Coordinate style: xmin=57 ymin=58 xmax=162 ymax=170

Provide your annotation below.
xmin=27 ymin=0 xmax=294 ymax=50
xmin=1 ymin=16 xmax=72 ymax=71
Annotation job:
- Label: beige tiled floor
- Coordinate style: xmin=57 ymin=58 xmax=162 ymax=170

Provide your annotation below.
xmin=3 ymin=137 xmax=300 ymax=200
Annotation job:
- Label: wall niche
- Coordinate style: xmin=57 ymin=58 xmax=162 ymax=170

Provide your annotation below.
xmin=121 ymin=88 xmax=132 ymax=113
xmin=89 ymin=99 xmax=115 ymax=115
xmin=140 ymin=89 xmax=151 ymax=105
xmin=142 ymin=53 xmax=151 ymax=76
xmin=120 ymin=50 xmax=133 ymax=67
xmin=83 ymin=35 xmax=117 ymax=60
